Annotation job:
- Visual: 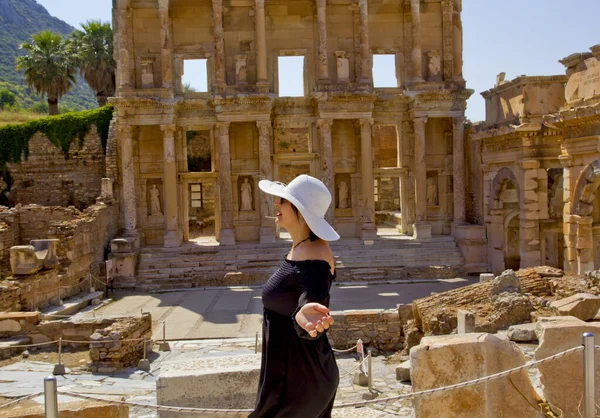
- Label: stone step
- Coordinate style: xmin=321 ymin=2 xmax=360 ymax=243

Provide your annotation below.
xmin=41 ymin=291 xmax=105 ymax=320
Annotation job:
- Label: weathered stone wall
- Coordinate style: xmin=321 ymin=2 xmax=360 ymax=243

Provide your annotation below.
xmin=90 ymin=313 xmax=152 ymax=372
xmin=328 ymin=309 xmax=403 ymax=352
xmin=6 ymin=128 xmax=106 ymax=209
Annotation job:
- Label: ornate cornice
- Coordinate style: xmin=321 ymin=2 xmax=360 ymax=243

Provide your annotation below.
xmin=481 ymin=75 xmax=567 ymax=98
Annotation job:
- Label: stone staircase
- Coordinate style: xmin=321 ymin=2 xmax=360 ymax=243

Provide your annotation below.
xmin=135 ymin=230 xmax=465 ymax=292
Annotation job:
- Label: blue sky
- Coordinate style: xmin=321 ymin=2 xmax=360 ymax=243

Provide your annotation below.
xmin=37 ymin=0 xmax=600 ymax=122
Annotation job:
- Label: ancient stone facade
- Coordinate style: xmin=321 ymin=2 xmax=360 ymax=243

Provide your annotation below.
xmin=111 ymin=0 xmax=475 ymax=254
xmin=473 ymin=44 xmax=600 ymax=275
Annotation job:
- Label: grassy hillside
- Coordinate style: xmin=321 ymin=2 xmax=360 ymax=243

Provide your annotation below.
xmin=0 ymin=0 xmax=97 ymax=111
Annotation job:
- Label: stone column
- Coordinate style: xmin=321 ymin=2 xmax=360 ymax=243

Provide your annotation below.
xmin=453 ymin=117 xmax=466 ymax=224
xmin=212 ymin=0 xmax=226 ymax=89
xmin=257 ymin=121 xmax=275 ymax=243
xmin=316 ymin=0 xmax=329 ymax=82
xmin=255 ymin=0 xmax=268 ymax=87
xmin=116 ymin=0 xmax=133 ymax=89
xmin=413 ymin=117 xmax=431 ymax=239
xmin=519 ymin=159 xmax=541 ymax=268
xmin=399 ymin=168 xmax=410 ymax=234
xmin=358 ymin=0 xmax=371 ymax=83
xmin=217 ymin=122 xmax=236 ymax=245
xmin=560 ymin=155 xmax=576 ymax=273
xmin=410 ymin=0 xmax=423 ymax=81
xmin=441 ymin=0 xmax=454 ymax=80
xmin=360 ymin=119 xmax=376 ymax=240
xmin=452 ymin=0 xmax=463 ymax=80
xmin=318 ymin=119 xmax=334 ymax=222
xmin=577 ymin=216 xmax=594 ymax=274
xmin=158 ymin=0 xmax=173 ymax=88
xmin=118 ymin=125 xmax=138 ymax=236
xmin=161 ymin=125 xmax=182 ymax=247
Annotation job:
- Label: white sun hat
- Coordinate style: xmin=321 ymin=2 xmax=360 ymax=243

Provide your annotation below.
xmin=259 ymin=175 xmax=340 ymax=241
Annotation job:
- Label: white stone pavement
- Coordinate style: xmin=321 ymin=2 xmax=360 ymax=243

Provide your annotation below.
xmin=97 ymin=279 xmax=477 ymax=340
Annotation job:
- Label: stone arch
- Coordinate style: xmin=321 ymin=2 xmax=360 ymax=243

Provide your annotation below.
xmin=490 ymin=167 xmax=522 ymax=211
xmin=573 ymin=159 xmax=600 ymax=216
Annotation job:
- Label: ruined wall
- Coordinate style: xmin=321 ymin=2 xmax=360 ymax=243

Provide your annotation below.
xmin=328 ymin=309 xmax=403 ymax=352
xmin=7 ymin=129 xmax=105 ymax=209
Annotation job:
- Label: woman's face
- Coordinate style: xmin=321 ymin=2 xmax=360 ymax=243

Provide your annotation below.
xmin=274 ymin=197 xmax=298 ymax=229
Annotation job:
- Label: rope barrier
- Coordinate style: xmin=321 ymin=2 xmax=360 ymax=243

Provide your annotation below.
xmin=332 ymin=343 xmax=358 ymax=353
xmin=338 ymin=357 xmax=369 ymax=379
xmin=45 ymin=345 xmax=582 ymax=413
xmin=0 ymin=391 xmax=44 ymax=409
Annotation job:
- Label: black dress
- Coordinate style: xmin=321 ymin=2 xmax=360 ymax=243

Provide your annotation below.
xmin=249 ymin=258 xmax=339 ymax=418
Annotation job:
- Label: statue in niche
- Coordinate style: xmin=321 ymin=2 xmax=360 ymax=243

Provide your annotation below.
xmin=149 ymin=184 xmax=163 ymax=216
xmin=427 ymin=50 xmax=442 ymax=80
xmin=338 ymin=181 xmax=349 ymax=209
xmin=427 ymin=177 xmax=438 ymax=206
xmin=240 ymin=178 xmax=253 ymax=211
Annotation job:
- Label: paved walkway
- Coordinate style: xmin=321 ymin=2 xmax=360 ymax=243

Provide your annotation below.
xmin=97 ymin=279 xmax=477 ymax=340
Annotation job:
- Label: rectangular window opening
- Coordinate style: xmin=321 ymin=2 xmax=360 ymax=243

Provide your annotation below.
xmin=278 ymin=56 xmax=305 ymax=97
xmin=182 ymin=59 xmax=208 ymax=93
xmin=373 ymin=54 xmax=398 ymax=88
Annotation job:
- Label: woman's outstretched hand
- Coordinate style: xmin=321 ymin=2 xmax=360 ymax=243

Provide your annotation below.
xmin=295 ymin=303 xmax=335 ymax=338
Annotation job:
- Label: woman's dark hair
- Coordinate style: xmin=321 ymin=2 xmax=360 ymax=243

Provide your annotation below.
xmin=291 ymin=204 xmax=319 ymax=241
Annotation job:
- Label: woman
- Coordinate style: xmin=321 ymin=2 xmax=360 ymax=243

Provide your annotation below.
xmin=249 ymin=174 xmax=340 ymax=418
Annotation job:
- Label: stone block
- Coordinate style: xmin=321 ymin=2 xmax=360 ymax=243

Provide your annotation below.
xmin=395 ymin=360 xmax=411 ymax=382
xmin=507 ymin=323 xmax=537 ymax=342
xmin=457 ymin=309 xmax=475 ymax=334
xmin=157 ymin=354 xmax=261 ymax=418
xmin=30 ymin=239 xmax=59 ymax=268
xmin=412 ymin=223 xmax=432 ymax=240
xmin=411 ymin=333 xmax=543 ymax=417
xmin=110 ymin=237 xmax=140 ymax=253
xmin=480 ymin=273 xmax=494 ymax=282
xmin=2 ymin=401 xmax=128 ymax=418
xmin=489 ymin=270 xmax=521 ymax=299
xmin=0 ymin=319 xmax=20 ymax=333
xmin=9 ymin=245 xmax=42 ymax=275
xmin=535 ymin=321 xmax=600 ymax=418
xmin=549 ymin=293 xmax=600 ymax=321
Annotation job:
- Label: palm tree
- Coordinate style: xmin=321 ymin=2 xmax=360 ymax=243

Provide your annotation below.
xmin=16 ymin=31 xmax=76 ymax=116
xmin=70 ymin=21 xmax=116 ymax=107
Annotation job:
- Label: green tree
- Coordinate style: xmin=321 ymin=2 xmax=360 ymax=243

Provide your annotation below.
xmin=183 ymin=82 xmax=198 ymax=93
xmin=69 ymin=21 xmax=115 ymax=107
xmin=15 ymin=31 xmax=76 ymax=115
xmin=0 ymin=89 xmax=17 ymax=109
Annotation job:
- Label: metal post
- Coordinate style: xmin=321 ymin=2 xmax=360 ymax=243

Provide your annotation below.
xmin=44 ymin=375 xmax=59 ymax=418
xmin=367 ymin=349 xmax=373 ymax=392
xmin=583 ymin=332 xmax=595 ymax=418
xmin=138 ymin=337 xmax=150 ymax=371
xmin=255 ymin=331 xmax=259 ymax=354
xmin=53 ymin=338 xmax=65 ymax=375
xmin=159 ymin=322 xmax=171 ymax=352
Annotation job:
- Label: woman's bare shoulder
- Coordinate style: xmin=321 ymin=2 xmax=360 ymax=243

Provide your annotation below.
xmin=296 ymin=240 xmax=334 ymax=273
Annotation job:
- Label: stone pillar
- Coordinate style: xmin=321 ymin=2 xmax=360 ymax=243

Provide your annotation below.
xmin=411 ymin=0 xmax=423 ymax=81
xmin=257 ymin=121 xmax=275 ymax=244
xmin=116 ymin=0 xmax=133 ymax=89
xmin=576 ymin=216 xmax=594 ymax=274
xmin=158 ymin=0 xmax=173 ymax=88
xmin=255 ymin=0 xmax=268 ymax=87
xmin=413 ymin=117 xmax=431 ymax=239
xmin=452 ymin=0 xmax=463 ymax=80
xmin=453 ymin=117 xmax=466 ymax=224
xmin=519 ymin=159 xmax=541 ymax=268
xmin=118 ymin=125 xmax=138 ymax=237
xmin=560 ymin=155 xmax=577 ymax=273
xmin=360 ymin=119 xmax=376 ymax=240
xmin=358 ymin=0 xmax=371 ymax=83
xmin=217 ymin=122 xmax=236 ymax=245
xmin=399 ymin=168 xmax=410 ymax=234
xmin=318 ymin=119 xmax=335 ymax=223
xmin=441 ymin=0 xmax=454 ymax=81
xmin=213 ymin=0 xmax=226 ymax=89
xmin=161 ymin=125 xmax=182 ymax=248
xmin=316 ymin=0 xmax=329 ymax=82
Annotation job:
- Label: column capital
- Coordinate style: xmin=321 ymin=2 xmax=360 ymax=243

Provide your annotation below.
xmin=255 ymin=0 xmax=265 ymax=7
xmin=316 ymin=0 xmax=326 ymax=6
xmin=414 ymin=116 xmax=428 ymax=126
xmin=518 ymin=159 xmax=540 ymax=170
xmin=256 ymin=121 xmax=272 ymax=136
xmin=216 ymin=121 xmax=231 ymax=131
xmin=441 ymin=0 xmax=453 ymax=13
xmin=318 ymin=119 xmax=334 ymax=131
xmin=117 ymin=124 xmax=134 ymax=137
xmin=559 ymin=154 xmax=574 ymax=168
xmin=158 ymin=0 xmax=169 ymax=10
xmin=453 ymin=116 xmax=465 ymax=125
xmin=116 ymin=0 xmax=132 ymax=9
xmin=359 ymin=118 xmax=374 ymax=128
xmin=160 ymin=124 xmax=176 ymax=136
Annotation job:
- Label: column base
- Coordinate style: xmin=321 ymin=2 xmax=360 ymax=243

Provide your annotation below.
xmin=163 ymin=230 xmax=183 ymax=248
xmin=260 ymin=227 xmax=276 ymax=244
xmin=361 ymin=223 xmax=377 ymax=242
xmin=412 ymin=223 xmax=432 ymax=240
xmin=256 ymin=81 xmax=269 ymax=94
xmin=219 ymin=228 xmax=237 ymax=246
